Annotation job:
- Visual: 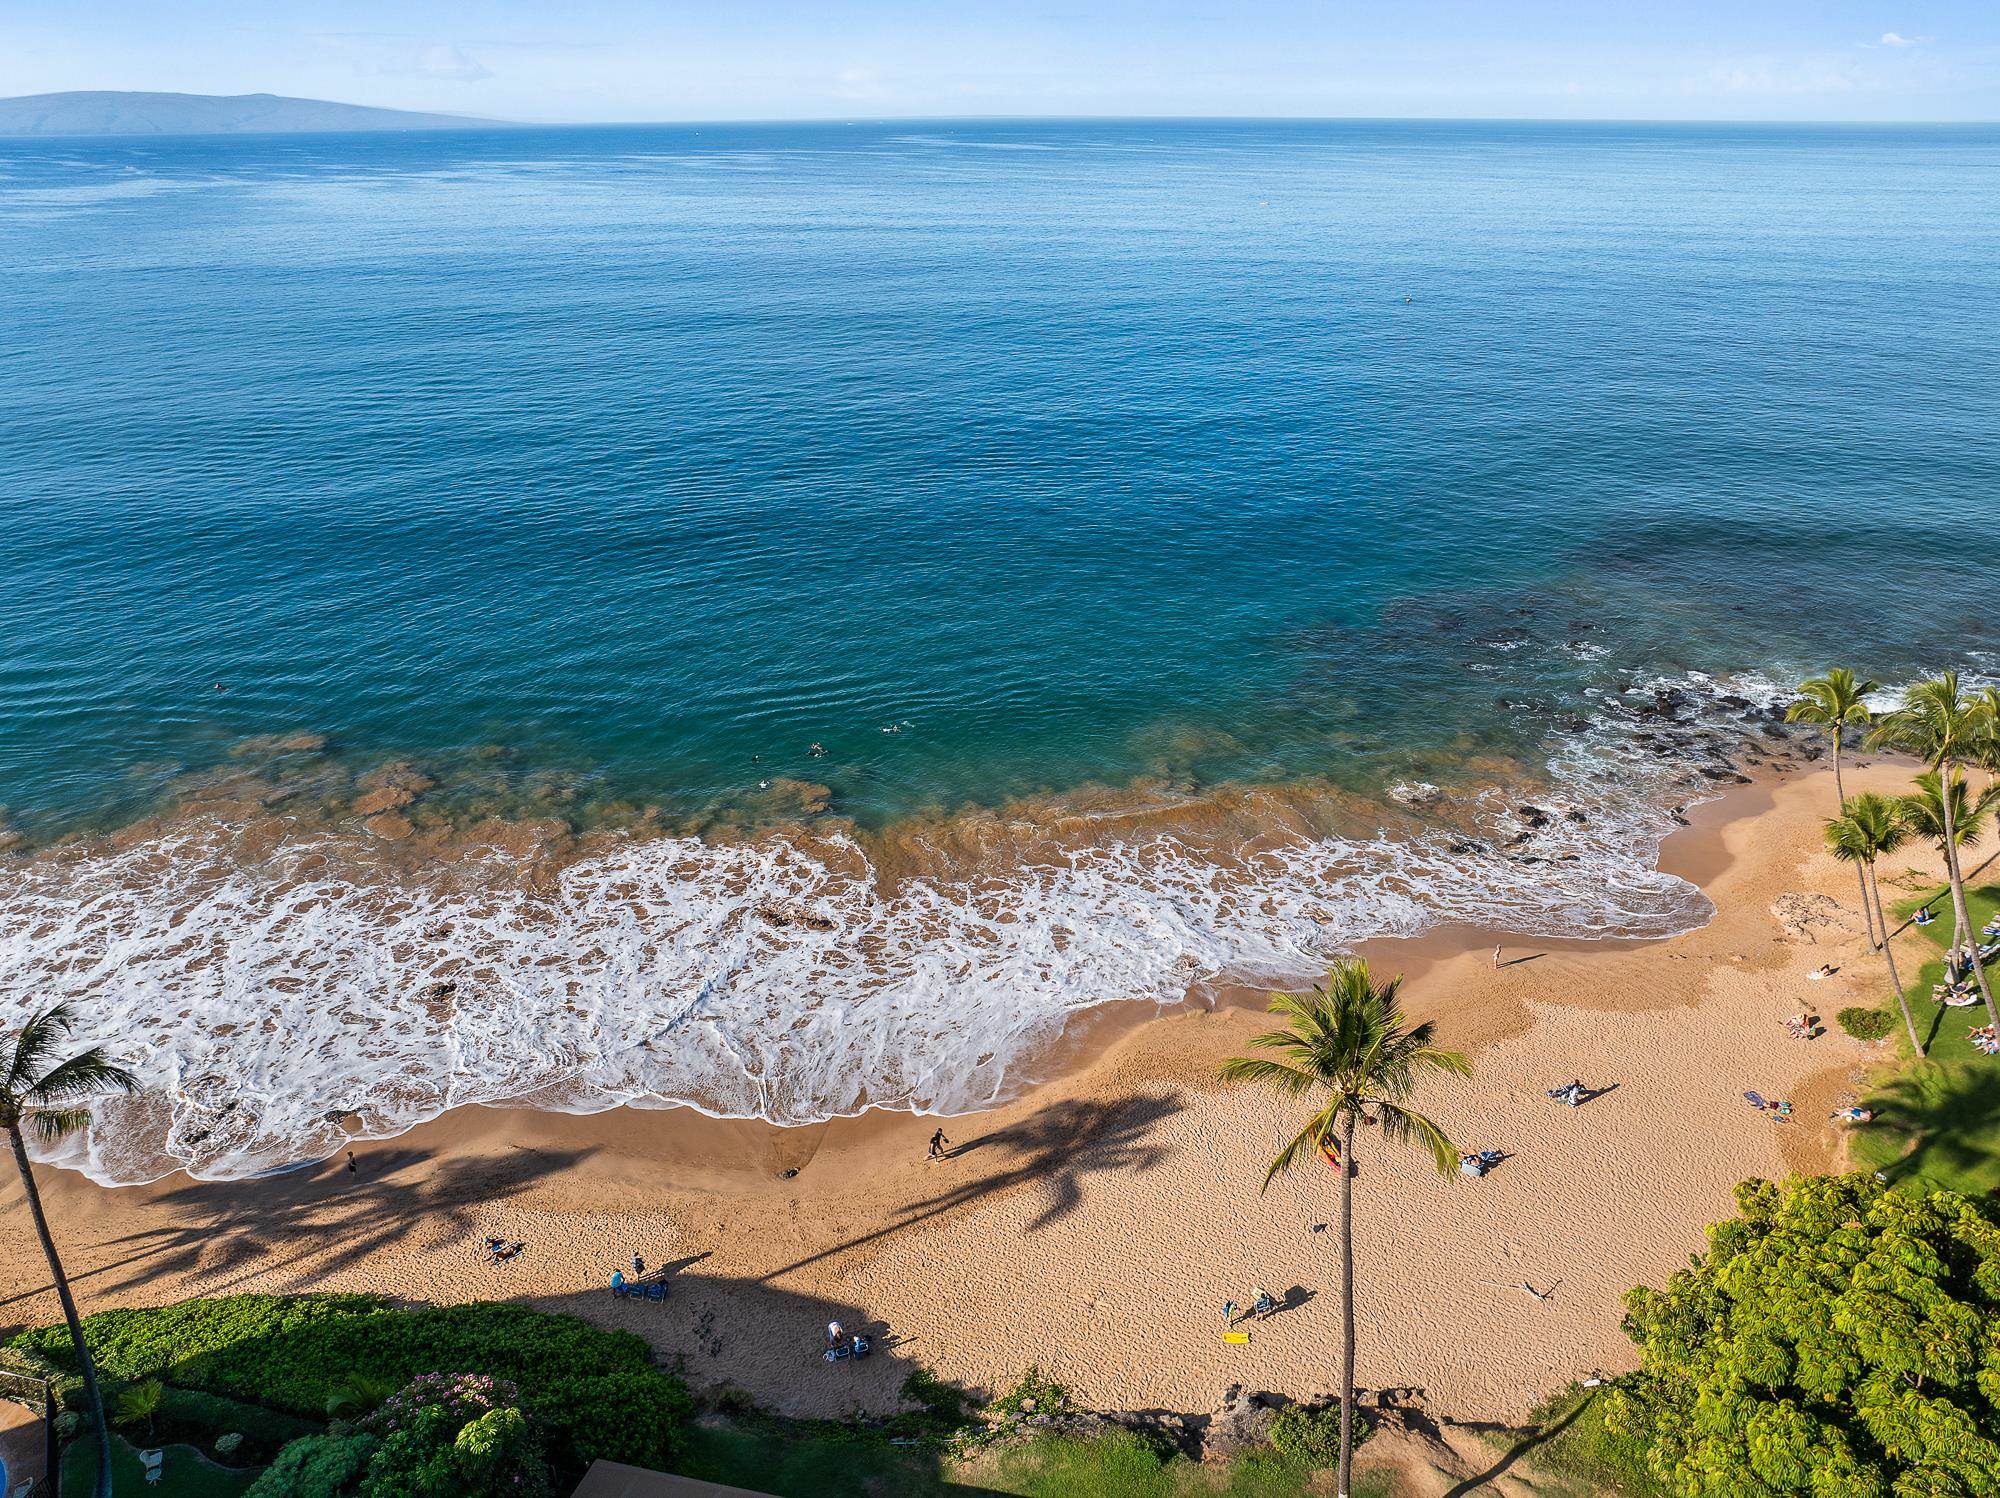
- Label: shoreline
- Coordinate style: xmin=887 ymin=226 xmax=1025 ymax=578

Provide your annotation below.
xmin=2 ymin=755 xmax=1939 ymax=1427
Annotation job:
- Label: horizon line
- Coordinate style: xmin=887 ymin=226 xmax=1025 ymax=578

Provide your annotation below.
xmin=7 ymin=98 xmax=1999 ymax=137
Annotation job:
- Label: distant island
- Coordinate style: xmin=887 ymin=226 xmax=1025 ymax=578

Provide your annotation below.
xmin=0 ymin=90 xmax=509 ymax=137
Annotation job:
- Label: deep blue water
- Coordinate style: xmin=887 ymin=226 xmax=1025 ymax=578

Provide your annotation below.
xmin=4 ymin=119 xmax=1998 ymax=838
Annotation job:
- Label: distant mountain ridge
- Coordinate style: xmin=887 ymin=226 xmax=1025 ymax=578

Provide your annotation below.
xmin=0 ymin=91 xmax=510 ymax=137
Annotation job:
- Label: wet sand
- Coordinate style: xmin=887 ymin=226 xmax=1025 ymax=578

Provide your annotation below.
xmin=0 ymin=760 xmax=1939 ymax=1424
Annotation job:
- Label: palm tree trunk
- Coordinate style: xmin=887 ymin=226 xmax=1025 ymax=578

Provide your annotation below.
xmin=9 ymin=1127 xmax=115 ymax=1498
xmin=1833 ymin=736 xmax=1879 ymax=949
xmin=1337 ymin=1109 xmax=1358 ymax=1498
xmin=1938 ymin=763 xmax=1998 ymax=1029
xmin=1868 ymin=864 xmax=1919 ymax=1054
xmin=1855 ymin=863 xmax=1880 ymax=950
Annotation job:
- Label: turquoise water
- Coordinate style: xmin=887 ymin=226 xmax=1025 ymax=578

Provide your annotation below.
xmin=4 ymin=120 xmax=1999 ymax=1182
xmin=4 ymin=119 xmax=1996 ymax=840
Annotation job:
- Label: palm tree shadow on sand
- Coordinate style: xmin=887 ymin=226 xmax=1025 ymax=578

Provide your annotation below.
xmin=760 ymin=1092 xmax=1181 ymax=1283
xmin=2 ymin=1142 xmax=597 ymax=1315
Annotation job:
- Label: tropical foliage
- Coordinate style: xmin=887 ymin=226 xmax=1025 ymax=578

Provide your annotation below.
xmin=9 ymin=1293 xmax=695 ymax=1479
xmin=1609 ymin=1174 xmax=2000 ymax=1496
xmin=242 ymin=1432 xmax=380 ymax=1498
xmin=356 ymin=1373 xmax=554 ymax=1498
xmin=2 ymin=1002 xmax=138 ymax=1498
xmin=1790 ymin=667 xmax=1884 ymax=943
xmin=1823 ymin=791 xmax=1919 ymax=1049
xmin=1221 ymin=959 xmax=1468 ymax=1498
xmin=1866 ymin=670 xmax=1998 ymax=1027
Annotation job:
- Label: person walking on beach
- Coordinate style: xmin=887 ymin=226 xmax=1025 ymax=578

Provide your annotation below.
xmin=928 ymin=1127 xmax=949 ymax=1160
xmin=632 ymin=1254 xmax=645 ymax=1277
xmin=1492 ymin=944 xmax=1501 ymax=970
xmin=1223 ymin=1299 xmax=1239 ymax=1327
xmin=345 ymin=1150 xmax=357 ymax=1175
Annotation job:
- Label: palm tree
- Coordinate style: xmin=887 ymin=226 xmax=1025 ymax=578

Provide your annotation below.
xmin=1789 ymin=668 xmax=1883 ymax=945
xmin=115 ymin=1378 xmax=164 ymax=1445
xmin=1826 ymin=795 xmax=1920 ymax=1053
xmin=1870 ymin=675 xmax=1997 ymax=1029
xmin=1975 ymin=685 xmax=2000 ymax=806
xmin=3 ymin=1003 xmax=137 ymax=1498
xmin=1220 ymin=960 xmax=1469 ymax=1498
xmin=1893 ymin=765 xmax=2000 ymax=1030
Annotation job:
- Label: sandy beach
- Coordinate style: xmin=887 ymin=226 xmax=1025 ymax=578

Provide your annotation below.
xmin=0 ymin=760 xmax=1942 ymax=1427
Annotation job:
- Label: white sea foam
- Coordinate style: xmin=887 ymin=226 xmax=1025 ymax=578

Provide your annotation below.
xmin=0 ymin=684 xmax=1773 ymax=1186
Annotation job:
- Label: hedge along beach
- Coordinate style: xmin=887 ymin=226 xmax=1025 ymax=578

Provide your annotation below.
xmin=0 ymin=758 xmax=1939 ymax=1423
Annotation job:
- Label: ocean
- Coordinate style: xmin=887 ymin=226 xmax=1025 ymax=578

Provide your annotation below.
xmin=2 ymin=119 xmax=1996 ymax=1182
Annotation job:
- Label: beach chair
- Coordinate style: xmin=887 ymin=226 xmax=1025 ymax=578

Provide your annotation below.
xmin=645 ymin=1281 xmax=667 ymax=1302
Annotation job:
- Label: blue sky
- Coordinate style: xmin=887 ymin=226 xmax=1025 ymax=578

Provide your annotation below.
xmin=4 ymin=2 xmax=1995 ymax=123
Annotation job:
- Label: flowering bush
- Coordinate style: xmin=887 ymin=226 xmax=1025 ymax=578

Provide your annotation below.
xmin=365 ymin=1371 xmax=521 ymax=1436
xmin=356 ymin=1375 xmax=552 ymax=1498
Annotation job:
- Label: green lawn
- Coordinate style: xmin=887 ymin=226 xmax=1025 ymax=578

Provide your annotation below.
xmin=1848 ymin=880 xmax=2000 ymax=1197
xmin=679 ymin=1422 xmax=1379 ymax=1498
xmin=61 ymin=1432 xmax=261 ymax=1497
xmin=1509 ymin=1384 xmax=1667 ymax=1498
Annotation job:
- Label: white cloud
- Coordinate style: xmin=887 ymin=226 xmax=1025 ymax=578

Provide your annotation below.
xmin=1879 ymin=33 xmax=1926 ymax=48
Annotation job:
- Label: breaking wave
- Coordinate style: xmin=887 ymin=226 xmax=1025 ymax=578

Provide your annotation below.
xmin=0 ymin=673 xmax=1792 ymax=1185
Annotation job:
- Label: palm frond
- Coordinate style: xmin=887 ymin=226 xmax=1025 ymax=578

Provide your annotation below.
xmin=1260 ymin=1104 xmax=1342 ymax=1192
xmin=1216 ymin=1053 xmax=1321 ymax=1096
xmin=4 ymin=1003 xmax=78 ymax=1096
xmin=23 ymin=1048 xmax=140 ymax=1106
xmin=28 ymin=1106 xmax=93 ymax=1144
xmin=1220 ymin=956 xmax=1468 ymax=1188
xmin=1373 ymin=1101 xmax=1461 ymax=1177
xmin=1786 ymin=670 xmax=1878 ymax=731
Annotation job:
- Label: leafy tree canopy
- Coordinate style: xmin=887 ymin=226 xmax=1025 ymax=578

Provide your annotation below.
xmin=1610 ymin=1174 xmax=2000 ymax=1497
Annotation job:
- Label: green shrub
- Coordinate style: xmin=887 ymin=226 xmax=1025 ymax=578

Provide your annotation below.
xmin=244 ymin=1433 xmax=380 ymax=1498
xmin=531 ymin=1366 xmax=694 ymax=1475
xmin=1266 ymin=1403 xmax=1356 ymax=1467
xmin=358 ymin=1375 xmax=553 ymax=1498
xmin=1613 ymin=1174 xmax=2000 ymax=1495
xmin=9 ymin=1294 xmax=694 ymax=1477
xmin=1837 ymin=1006 xmax=1895 ymax=1040
xmin=213 ymin=1432 xmax=243 ymax=1457
xmin=901 ymin=1365 xmax=974 ymax=1424
xmin=989 ymin=1366 xmax=1073 ymax=1421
